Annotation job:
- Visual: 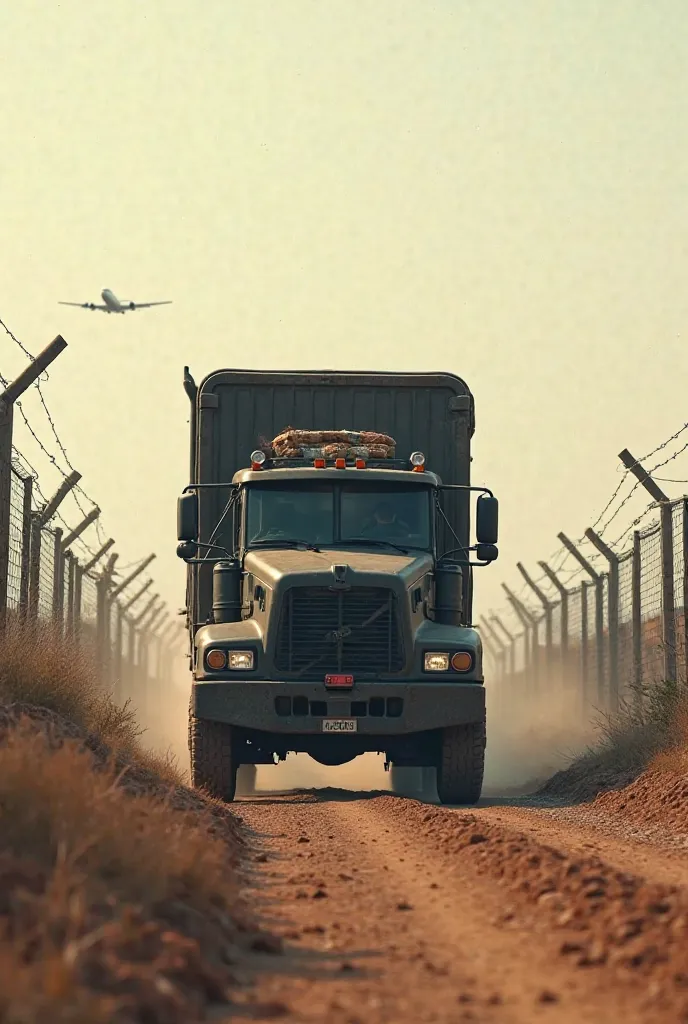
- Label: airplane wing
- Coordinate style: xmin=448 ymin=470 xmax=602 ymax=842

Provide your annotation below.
xmin=127 ymin=301 xmax=173 ymax=309
xmin=58 ymin=301 xmax=109 ymax=311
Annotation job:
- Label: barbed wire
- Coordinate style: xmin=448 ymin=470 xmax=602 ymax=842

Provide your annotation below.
xmin=0 ymin=316 xmax=101 ymax=524
xmin=494 ymin=417 xmax=688 ymax=626
xmin=639 ymin=418 xmax=688 ymax=468
xmin=2 ymin=332 xmax=167 ymax=622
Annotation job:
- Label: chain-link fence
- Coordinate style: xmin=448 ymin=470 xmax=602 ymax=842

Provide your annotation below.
xmin=1 ymin=461 xmax=179 ymax=711
xmin=483 ymin=498 xmax=688 ymax=721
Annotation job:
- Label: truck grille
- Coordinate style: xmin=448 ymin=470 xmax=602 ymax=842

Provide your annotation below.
xmin=275 ymin=586 xmax=404 ymax=676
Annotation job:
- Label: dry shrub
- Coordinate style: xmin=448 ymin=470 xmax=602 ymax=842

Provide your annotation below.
xmin=540 ymin=679 xmax=688 ymax=802
xmin=0 ymin=720 xmax=254 ymax=1023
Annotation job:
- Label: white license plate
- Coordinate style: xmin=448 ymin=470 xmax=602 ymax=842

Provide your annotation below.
xmin=322 ymin=719 xmax=358 ymax=733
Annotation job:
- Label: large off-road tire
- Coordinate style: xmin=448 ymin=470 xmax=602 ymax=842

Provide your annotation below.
xmin=436 ymin=719 xmax=486 ymax=806
xmin=235 ymin=764 xmax=258 ymax=797
xmin=189 ymin=715 xmax=237 ymax=802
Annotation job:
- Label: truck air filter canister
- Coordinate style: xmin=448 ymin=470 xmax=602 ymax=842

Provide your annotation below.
xmin=434 ymin=563 xmax=463 ymax=627
xmin=212 ymin=560 xmax=242 ymax=623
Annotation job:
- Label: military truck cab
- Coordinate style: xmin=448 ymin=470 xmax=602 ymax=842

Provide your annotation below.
xmin=177 ymin=369 xmax=498 ymax=805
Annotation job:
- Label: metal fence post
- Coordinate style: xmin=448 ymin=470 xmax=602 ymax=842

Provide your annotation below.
xmin=113 ymin=602 xmax=124 ymax=701
xmin=683 ymin=501 xmax=688 ymax=684
xmin=0 ymin=336 xmax=68 ymax=628
xmin=539 ymin=561 xmax=570 ymax=689
xmin=619 ymin=449 xmax=676 ymax=684
xmin=632 ymin=529 xmax=643 ymax=710
xmin=19 ymin=472 xmax=33 ymax=620
xmin=28 ymin=514 xmax=42 ymax=622
xmin=502 ymin=584 xmax=538 ymax=691
xmin=517 ymin=563 xmax=554 ymax=680
xmin=558 ymin=532 xmax=605 ymax=707
xmin=65 ymin=552 xmax=76 ymax=640
xmin=491 ymin=614 xmax=516 ymax=678
xmin=96 ymin=576 xmax=108 ymax=664
xmin=660 ymin=504 xmax=677 ymax=683
xmin=580 ymin=580 xmax=589 ymax=705
xmin=480 ymin=616 xmax=506 ymax=683
xmin=73 ymin=563 xmax=83 ymax=643
xmin=585 ymin=528 xmax=620 ymax=712
xmin=52 ymin=527 xmax=64 ymax=630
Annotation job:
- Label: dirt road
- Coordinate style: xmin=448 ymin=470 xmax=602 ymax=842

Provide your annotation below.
xmin=234 ymin=785 xmax=688 ymax=1023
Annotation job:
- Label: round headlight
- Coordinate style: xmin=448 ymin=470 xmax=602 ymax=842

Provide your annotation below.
xmin=410 ymin=451 xmax=425 ymax=467
xmin=206 ymin=649 xmax=227 ymax=670
xmin=250 ymin=449 xmax=266 ymax=469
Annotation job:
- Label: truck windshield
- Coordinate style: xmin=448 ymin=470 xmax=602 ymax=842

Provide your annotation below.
xmin=245 ymin=483 xmax=432 ymax=551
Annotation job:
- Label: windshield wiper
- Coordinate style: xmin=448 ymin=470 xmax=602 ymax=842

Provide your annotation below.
xmin=340 ymin=538 xmax=410 ymax=555
xmin=250 ymin=538 xmax=321 ymax=552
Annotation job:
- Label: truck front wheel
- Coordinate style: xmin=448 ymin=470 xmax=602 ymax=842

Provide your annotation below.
xmin=436 ymin=720 xmax=486 ymax=806
xmin=189 ymin=716 xmax=237 ymax=802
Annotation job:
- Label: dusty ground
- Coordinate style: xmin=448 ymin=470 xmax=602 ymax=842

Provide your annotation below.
xmin=231 ymin=764 xmax=688 ymax=1024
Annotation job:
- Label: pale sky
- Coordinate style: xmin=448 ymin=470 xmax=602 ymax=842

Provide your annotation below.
xmin=2 ymin=1 xmax=688 ymax=634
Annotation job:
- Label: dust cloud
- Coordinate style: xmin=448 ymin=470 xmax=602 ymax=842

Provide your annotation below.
xmin=126 ymin=646 xmax=192 ymax=778
xmin=483 ymin=675 xmax=598 ymax=796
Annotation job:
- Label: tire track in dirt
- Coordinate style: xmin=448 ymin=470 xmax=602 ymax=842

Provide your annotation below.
xmin=236 ymin=790 xmax=686 ymax=1023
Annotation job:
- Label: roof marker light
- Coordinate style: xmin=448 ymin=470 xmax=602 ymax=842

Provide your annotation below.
xmin=250 ymin=449 xmax=266 ymax=471
xmin=410 ymin=451 xmax=425 ymax=472
xmin=335 ymin=457 xmax=346 ymax=469
xmin=314 ymin=457 xmax=326 ymax=468
xmin=355 ymin=458 xmax=366 ymax=469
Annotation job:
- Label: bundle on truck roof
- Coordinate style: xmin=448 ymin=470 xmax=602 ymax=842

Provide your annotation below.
xmin=264 ymin=428 xmax=396 ymax=462
xmin=176 ymin=368 xmax=499 ymax=807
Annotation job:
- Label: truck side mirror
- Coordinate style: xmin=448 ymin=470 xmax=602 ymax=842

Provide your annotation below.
xmin=177 ymin=492 xmax=198 ymax=542
xmin=475 ymin=543 xmax=498 ymax=563
xmin=476 ymin=495 xmax=498 ymax=545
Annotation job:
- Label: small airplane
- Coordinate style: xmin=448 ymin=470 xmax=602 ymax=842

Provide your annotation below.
xmin=59 ymin=288 xmax=172 ymax=314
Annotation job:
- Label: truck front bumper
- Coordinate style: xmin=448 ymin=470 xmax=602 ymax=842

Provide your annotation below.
xmin=191 ymin=679 xmax=485 ymax=735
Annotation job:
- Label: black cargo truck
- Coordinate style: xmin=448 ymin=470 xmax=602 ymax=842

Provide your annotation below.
xmin=176 ymin=368 xmax=499 ymax=805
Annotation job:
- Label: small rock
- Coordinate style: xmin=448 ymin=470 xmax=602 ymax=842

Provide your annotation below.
xmin=297 ymin=836 xmax=310 ymax=844
xmin=340 ymin=961 xmax=355 ymax=973
xmin=538 ymin=990 xmax=559 ymax=1004
xmin=313 ymin=888 xmax=328 ymax=899
xmin=251 ymin=934 xmax=283 ymax=955
xmin=339 ymin=872 xmax=354 ymax=881
xmin=255 ymin=852 xmax=268 ymax=863
xmin=561 ymin=940 xmax=584 ymax=955
xmin=255 ymin=1000 xmax=289 ymax=1018
xmin=397 ymin=901 xmax=413 ymax=911
xmin=468 ymin=833 xmax=487 ymax=845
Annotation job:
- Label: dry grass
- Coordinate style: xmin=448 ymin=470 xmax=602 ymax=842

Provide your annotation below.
xmin=0 ymin=723 xmax=253 ymax=1022
xmin=0 ymin=619 xmax=182 ymax=783
xmin=0 ymin=621 xmax=265 ymax=1021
